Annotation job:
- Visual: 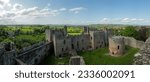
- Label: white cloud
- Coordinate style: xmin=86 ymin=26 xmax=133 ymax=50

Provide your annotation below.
xmin=100 ymin=18 xmax=110 ymax=23
xmin=102 ymin=18 xmax=109 ymax=21
xmin=0 ymin=18 xmax=16 ymax=25
xmin=0 ymin=0 xmax=4 ymax=5
xmin=0 ymin=0 xmax=87 ymax=24
xmin=121 ymin=18 xmax=145 ymax=23
xmin=0 ymin=0 xmax=11 ymax=9
xmin=0 ymin=1 xmax=63 ymax=24
xmin=0 ymin=0 xmax=9 ymax=3
xmin=122 ymin=18 xmax=130 ymax=22
xmin=99 ymin=18 xmax=148 ymax=25
xmin=49 ymin=10 xmax=59 ymax=16
xmin=0 ymin=0 xmax=9 ymax=6
xmin=59 ymin=8 xmax=66 ymax=11
xmin=19 ymin=7 xmax=39 ymax=16
xmin=69 ymin=7 xmax=85 ymax=14
xmin=12 ymin=3 xmax=23 ymax=11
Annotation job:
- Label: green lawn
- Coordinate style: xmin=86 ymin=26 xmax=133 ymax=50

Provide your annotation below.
xmin=68 ymin=33 xmax=81 ymax=36
xmin=78 ymin=46 xmax=139 ymax=65
xmin=41 ymin=46 xmax=139 ymax=65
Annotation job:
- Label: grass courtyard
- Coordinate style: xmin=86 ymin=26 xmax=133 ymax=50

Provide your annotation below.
xmin=78 ymin=46 xmax=139 ymax=65
xmin=42 ymin=46 xmax=139 ymax=65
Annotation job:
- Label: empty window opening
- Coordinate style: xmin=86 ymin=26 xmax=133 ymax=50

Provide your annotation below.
xmin=72 ymin=44 xmax=74 ymax=49
xmin=77 ymin=41 xmax=79 ymax=48
xmin=82 ymin=47 xmax=84 ymax=50
xmin=112 ymin=52 xmax=114 ymax=55
xmin=118 ymin=45 xmax=120 ymax=49
xmin=59 ymin=55 xmax=62 ymax=57
xmin=62 ymin=48 xmax=64 ymax=52
xmin=100 ymin=45 xmax=101 ymax=48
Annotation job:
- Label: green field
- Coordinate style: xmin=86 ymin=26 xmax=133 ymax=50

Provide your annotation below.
xmin=78 ymin=46 xmax=139 ymax=65
xmin=68 ymin=33 xmax=82 ymax=35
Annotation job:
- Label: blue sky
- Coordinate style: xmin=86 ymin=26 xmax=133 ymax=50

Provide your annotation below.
xmin=0 ymin=0 xmax=150 ymax=25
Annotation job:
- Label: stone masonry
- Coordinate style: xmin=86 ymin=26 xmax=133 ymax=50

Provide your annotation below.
xmin=109 ymin=36 xmax=125 ymax=56
xmin=133 ymin=37 xmax=150 ymax=65
xmin=45 ymin=26 xmax=113 ymax=57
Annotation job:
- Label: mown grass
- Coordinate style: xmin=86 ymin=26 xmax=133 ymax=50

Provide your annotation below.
xmin=42 ymin=46 xmax=139 ymax=65
xmin=68 ymin=33 xmax=82 ymax=36
xmin=78 ymin=46 xmax=139 ymax=65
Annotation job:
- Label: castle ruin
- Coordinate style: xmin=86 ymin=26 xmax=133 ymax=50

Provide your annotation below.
xmin=45 ymin=26 xmax=113 ymax=57
xmin=0 ymin=25 xmax=113 ymax=65
xmin=1 ymin=25 xmax=150 ymax=65
xmin=109 ymin=36 xmax=125 ymax=56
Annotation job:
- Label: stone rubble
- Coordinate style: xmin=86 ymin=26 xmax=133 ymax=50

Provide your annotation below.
xmin=133 ymin=37 xmax=150 ymax=65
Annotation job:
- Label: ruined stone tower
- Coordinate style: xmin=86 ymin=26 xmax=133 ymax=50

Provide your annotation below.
xmin=109 ymin=36 xmax=125 ymax=56
xmin=83 ymin=26 xmax=89 ymax=34
xmin=89 ymin=31 xmax=105 ymax=49
xmin=45 ymin=30 xmax=53 ymax=42
xmin=64 ymin=25 xmax=68 ymax=36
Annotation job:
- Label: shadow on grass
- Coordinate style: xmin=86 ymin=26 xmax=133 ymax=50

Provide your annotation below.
xmin=41 ymin=54 xmax=69 ymax=65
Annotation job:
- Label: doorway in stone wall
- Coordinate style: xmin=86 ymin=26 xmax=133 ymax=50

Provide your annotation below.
xmin=77 ymin=41 xmax=79 ymax=49
xmin=72 ymin=44 xmax=74 ymax=49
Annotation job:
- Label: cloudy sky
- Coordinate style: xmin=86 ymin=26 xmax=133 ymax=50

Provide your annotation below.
xmin=1 ymin=0 xmax=150 ymax=25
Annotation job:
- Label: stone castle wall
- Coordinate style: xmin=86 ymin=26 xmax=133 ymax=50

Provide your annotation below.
xmin=53 ymin=34 xmax=91 ymax=57
xmin=133 ymin=37 xmax=150 ymax=65
xmin=108 ymin=36 xmax=145 ymax=56
xmin=89 ymin=31 xmax=105 ymax=49
xmin=0 ymin=26 xmax=113 ymax=65
xmin=124 ymin=37 xmax=145 ymax=50
xmin=48 ymin=26 xmax=111 ymax=57
xmin=17 ymin=42 xmax=53 ymax=65
xmin=0 ymin=43 xmax=17 ymax=65
xmin=0 ymin=41 xmax=53 ymax=65
xmin=70 ymin=35 xmax=90 ymax=51
xmin=53 ymin=35 xmax=72 ymax=57
xmin=109 ymin=36 xmax=125 ymax=56
xmin=1 ymin=50 xmax=16 ymax=65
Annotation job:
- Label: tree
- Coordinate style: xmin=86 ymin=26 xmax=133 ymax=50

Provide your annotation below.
xmin=120 ymin=26 xmax=138 ymax=39
xmin=137 ymin=27 xmax=148 ymax=41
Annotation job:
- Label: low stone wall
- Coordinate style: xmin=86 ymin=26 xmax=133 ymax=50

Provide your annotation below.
xmin=0 ymin=43 xmax=17 ymax=65
xmin=133 ymin=38 xmax=150 ymax=65
xmin=19 ymin=41 xmax=45 ymax=54
xmin=124 ymin=37 xmax=145 ymax=49
xmin=2 ymin=50 xmax=17 ymax=65
xmin=17 ymin=42 xmax=53 ymax=65
xmin=69 ymin=56 xmax=85 ymax=65
xmin=0 ymin=41 xmax=54 ymax=65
